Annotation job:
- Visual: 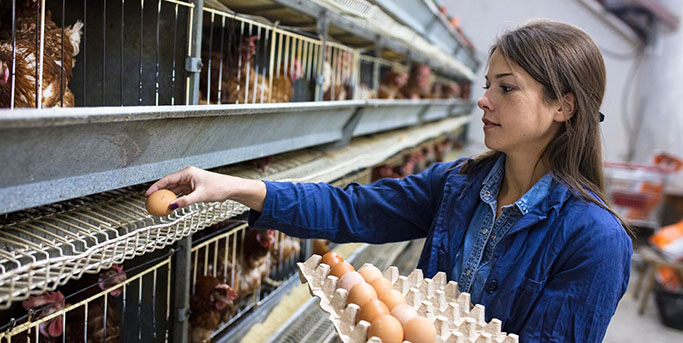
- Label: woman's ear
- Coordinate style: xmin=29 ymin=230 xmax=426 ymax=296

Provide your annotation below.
xmin=554 ymin=92 xmax=576 ymax=122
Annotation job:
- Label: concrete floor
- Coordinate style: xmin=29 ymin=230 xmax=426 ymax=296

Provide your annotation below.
xmin=604 ymin=264 xmax=683 ymax=342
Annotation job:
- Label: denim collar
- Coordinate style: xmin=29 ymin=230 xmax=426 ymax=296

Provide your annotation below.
xmin=479 ymin=154 xmax=553 ymax=215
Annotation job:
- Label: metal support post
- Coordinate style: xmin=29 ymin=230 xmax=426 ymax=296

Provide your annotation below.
xmin=186 ymin=0 xmax=204 ymax=106
xmin=173 ymin=1 xmax=203 ymax=342
xmin=372 ymin=38 xmax=384 ymax=91
xmin=172 ymin=237 xmax=193 ymax=343
xmin=316 ymin=11 xmax=329 ymax=102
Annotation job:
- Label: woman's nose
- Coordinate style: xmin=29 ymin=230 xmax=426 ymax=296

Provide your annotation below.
xmin=477 ymin=93 xmax=492 ymax=112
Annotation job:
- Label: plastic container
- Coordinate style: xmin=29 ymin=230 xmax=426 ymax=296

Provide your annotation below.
xmin=604 ymin=162 xmax=670 ymax=228
xmin=653 ymin=281 xmax=683 ymax=330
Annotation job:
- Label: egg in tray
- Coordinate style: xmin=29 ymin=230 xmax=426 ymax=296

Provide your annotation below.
xmin=298 ymin=253 xmax=519 ymax=343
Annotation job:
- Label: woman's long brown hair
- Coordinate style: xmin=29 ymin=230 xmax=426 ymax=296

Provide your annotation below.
xmin=460 ymin=20 xmax=632 ymax=235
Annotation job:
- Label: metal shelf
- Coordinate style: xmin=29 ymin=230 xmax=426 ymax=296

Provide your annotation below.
xmin=0 ymin=99 xmax=472 ymax=215
xmin=0 ymin=115 xmax=468 ymax=310
xmin=371 ymin=0 xmax=479 ymax=71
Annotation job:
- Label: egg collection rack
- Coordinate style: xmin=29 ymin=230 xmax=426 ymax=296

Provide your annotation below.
xmin=298 ymin=254 xmax=520 ymax=343
xmin=0 ymin=117 xmax=467 ymax=311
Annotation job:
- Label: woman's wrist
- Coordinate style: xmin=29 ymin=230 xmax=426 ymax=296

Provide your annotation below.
xmin=224 ymin=176 xmax=267 ymax=212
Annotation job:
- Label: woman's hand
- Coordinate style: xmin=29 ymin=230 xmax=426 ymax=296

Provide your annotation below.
xmin=145 ymin=166 xmax=267 ymax=211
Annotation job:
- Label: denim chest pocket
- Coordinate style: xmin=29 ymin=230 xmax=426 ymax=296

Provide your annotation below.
xmin=512 ymin=277 xmax=547 ymax=320
xmin=521 ymin=277 xmax=546 ymax=293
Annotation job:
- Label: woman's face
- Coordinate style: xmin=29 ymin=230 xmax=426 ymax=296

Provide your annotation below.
xmin=477 ymin=50 xmax=564 ymax=158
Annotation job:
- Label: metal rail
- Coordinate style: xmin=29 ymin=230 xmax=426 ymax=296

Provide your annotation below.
xmin=0 ymin=116 xmax=468 ymax=311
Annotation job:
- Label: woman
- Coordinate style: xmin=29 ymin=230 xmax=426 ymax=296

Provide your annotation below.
xmin=149 ymin=20 xmax=632 ymax=342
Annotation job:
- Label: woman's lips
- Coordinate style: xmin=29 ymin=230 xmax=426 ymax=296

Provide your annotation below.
xmin=482 ymin=118 xmax=500 ymax=130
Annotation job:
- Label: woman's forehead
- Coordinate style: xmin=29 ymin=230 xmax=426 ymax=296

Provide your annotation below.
xmin=486 ymin=50 xmax=533 ymax=85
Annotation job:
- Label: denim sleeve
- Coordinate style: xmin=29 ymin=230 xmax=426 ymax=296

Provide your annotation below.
xmin=247 ymin=161 xmax=459 ymax=243
xmin=516 ymin=221 xmax=633 ymax=342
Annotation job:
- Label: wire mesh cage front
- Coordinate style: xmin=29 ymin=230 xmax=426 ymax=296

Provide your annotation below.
xmin=198 ymin=8 xmax=325 ymax=105
xmin=0 ymin=0 xmax=195 ymax=108
xmin=0 ymin=254 xmax=172 ymax=343
xmin=0 ymin=0 xmax=474 ymax=111
xmin=188 ymin=219 xmax=312 ymax=341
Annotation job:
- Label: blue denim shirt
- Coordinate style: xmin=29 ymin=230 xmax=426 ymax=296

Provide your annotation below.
xmin=456 ymin=155 xmax=553 ymax=304
xmin=249 ymin=157 xmax=632 ymax=342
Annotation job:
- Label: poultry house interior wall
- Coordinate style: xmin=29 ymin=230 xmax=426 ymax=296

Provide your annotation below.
xmin=444 ymin=0 xmax=642 ymax=163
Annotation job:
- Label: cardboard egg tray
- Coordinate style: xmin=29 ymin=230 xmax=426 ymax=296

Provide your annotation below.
xmin=297 ymin=254 xmax=519 ymax=343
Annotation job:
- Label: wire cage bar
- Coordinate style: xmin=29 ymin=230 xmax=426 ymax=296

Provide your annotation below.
xmin=0 ymin=255 xmax=173 ymax=343
xmin=0 ymin=187 xmax=248 ymax=311
xmin=0 ymin=0 xmax=195 ymax=109
xmin=197 ymin=6 xmax=327 ymax=105
xmin=0 ymin=0 xmax=474 ymax=111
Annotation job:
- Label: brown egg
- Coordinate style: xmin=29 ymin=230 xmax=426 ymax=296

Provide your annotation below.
xmin=358 ymin=264 xmax=383 ymax=283
xmin=347 ymin=283 xmax=378 ymax=307
xmin=404 ymin=316 xmax=437 ymax=343
xmin=368 ymin=315 xmax=404 ymax=343
xmin=145 ymin=190 xmax=177 ymax=217
xmin=379 ymin=289 xmax=406 ymax=311
xmin=330 ymin=261 xmax=355 ymax=279
xmin=321 ymin=252 xmax=344 ymax=269
xmin=357 ymin=299 xmax=390 ymax=324
xmin=370 ymin=277 xmax=393 ymax=298
xmin=391 ymin=303 xmax=418 ymax=326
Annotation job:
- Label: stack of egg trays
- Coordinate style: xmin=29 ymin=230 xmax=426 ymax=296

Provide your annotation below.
xmin=297 ymin=254 xmax=520 ymax=343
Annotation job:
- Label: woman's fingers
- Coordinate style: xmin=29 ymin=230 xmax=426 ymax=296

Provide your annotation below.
xmin=145 ymin=167 xmax=193 ymax=196
xmin=170 ymin=190 xmax=204 ymax=209
xmin=168 ymin=185 xmax=192 ymax=197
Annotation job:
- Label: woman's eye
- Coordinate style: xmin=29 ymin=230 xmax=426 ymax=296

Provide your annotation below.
xmin=501 ymin=85 xmax=513 ymax=93
xmin=482 ymin=85 xmax=490 ymax=90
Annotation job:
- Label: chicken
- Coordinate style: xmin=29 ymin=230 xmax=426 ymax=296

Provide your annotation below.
xmin=373 ymin=163 xmax=399 ymax=181
xmin=198 ymin=51 xmax=230 ymax=104
xmin=250 ymin=155 xmax=274 ymax=175
xmin=191 ymin=225 xmax=274 ymax=323
xmin=237 ymin=229 xmax=276 ymax=299
xmin=400 ymin=64 xmax=432 ymax=99
xmin=200 ymin=35 xmax=302 ymax=104
xmin=190 ymin=276 xmax=238 ymax=343
xmin=355 ymin=82 xmax=377 ymax=100
xmin=199 ymin=35 xmax=266 ymax=104
xmin=270 ymin=58 xmax=303 ymax=103
xmin=20 ymin=291 xmax=66 ymax=343
xmin=63 ymin=265 xmax=127 ymax=343
xmin=225 ymin=35 xmax=270 ymax=105
xmin=377 ymin=70 xmax=408 ymax=99
xmin=313 ymin=239 xmax=331 ymax=256
xmin=0 ymin=6 xmax=83 ymax=108
xmin=269 ymin=233 xmax=301 ymax=274
xmin=441 ymin=82 xmax=461 ymax=99
xmin=423 ymin=144 xmax=438 ymax=167
xmin=322 ymin=60 xmax=350 ymax=101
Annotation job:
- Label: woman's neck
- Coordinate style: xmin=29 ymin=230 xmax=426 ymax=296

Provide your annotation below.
xmin=499 ymin=152 xmax=549 ymax=201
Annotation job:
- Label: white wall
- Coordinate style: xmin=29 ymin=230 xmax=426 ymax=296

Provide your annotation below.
xmin=443 ymin=0 xmax=643 ymax=162
xmin=629 ymin=0 xmax=683 ymax=164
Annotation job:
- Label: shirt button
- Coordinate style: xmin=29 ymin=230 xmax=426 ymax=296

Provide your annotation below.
xmin=482 ymin=229 xmax=488 ymax=235
xmin=484 ymin=190 xmax=491 ymax=197
xmin=486 ymin=279 xmax=499 ymax=293
xmin=465 ymin=269 xmax=471 ymax=276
